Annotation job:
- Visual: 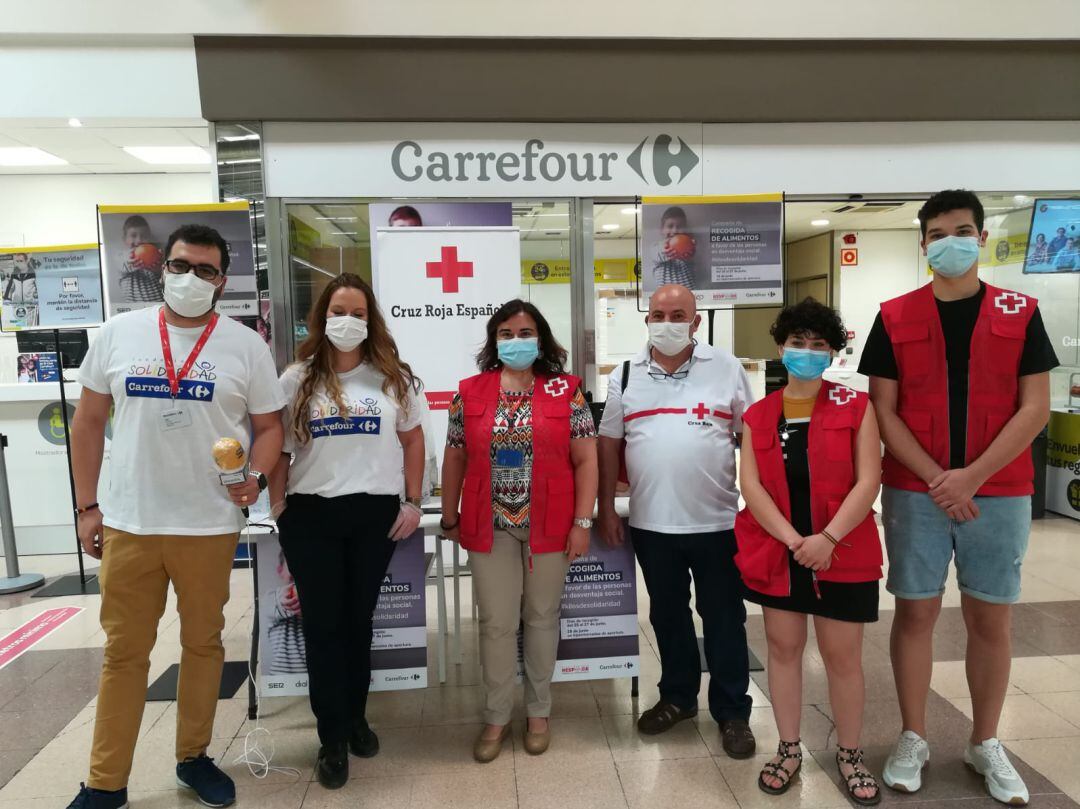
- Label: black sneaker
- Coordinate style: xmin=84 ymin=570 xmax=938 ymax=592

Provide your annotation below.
xmin=349 ymin=719 xmax=380 ymax=758
xmin=176 ymin=755 xmax=236 ymax=807
xmin=637 ymin=700 xmax=698 ymax=735
xmin=66 ymin=784 xmax=128 ymax=809
xmin=316 ymin=741 xmax=349 ymax=790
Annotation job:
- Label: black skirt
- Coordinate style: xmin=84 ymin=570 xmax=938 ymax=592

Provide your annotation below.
xmin=743 ymin=416 xmax=878 ymax=623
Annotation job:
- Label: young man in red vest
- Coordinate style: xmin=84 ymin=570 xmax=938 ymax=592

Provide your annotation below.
xmin=860 ymin=190 xmax=1057 ymax=806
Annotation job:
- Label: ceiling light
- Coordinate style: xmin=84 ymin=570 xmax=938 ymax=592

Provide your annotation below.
xmin=621 ymin=207 xmax=639 ymax=216
xmin=68 ymin=118 xmax=82 ymax=128
xmin=316 ymin=217 xmax=358 ymax=222
xmin=124 ymin=146 xmax=210 ymax=165
xmin=221 ymin=133 xmax=260 ymax=142
xmin=0 ymin=147 xmax=67 ymax=166
xmin=602 ymin=223 xmax=619 ymax=231
xmin=811 ymin=219 xmax=830 ymax=227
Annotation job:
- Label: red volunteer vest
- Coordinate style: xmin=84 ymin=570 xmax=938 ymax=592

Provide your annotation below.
xmin=457 ymin=370 xmax=581 ymax=554
xmin=880 ymin=283 xmax=1035 ymax=496
xmin=734 ymin=381 xmax=882 ymax=596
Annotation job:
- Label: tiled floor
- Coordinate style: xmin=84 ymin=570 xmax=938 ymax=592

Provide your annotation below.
xmin=2 ymin=514 xmax=1080 ymax=808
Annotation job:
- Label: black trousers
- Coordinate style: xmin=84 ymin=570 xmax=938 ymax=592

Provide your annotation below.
xmin=632 ymin=527 xmax=752 ymax=723
xmin=278 ymin=492 xmax=399 ymax=745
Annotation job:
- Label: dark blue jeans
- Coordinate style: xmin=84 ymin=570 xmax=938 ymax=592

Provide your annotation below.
xmin=632 ymin=527 xmax=752 ymax=723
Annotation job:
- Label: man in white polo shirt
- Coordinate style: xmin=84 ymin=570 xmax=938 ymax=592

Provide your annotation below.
xmin=598 ymin=284 xmax=756 ymax=758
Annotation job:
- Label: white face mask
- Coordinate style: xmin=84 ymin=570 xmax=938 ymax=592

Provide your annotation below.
xmin=648 ymin=321 xmax=693 ymax=356
xmin=325 ymin=315 xmax=368 ymax=351
xmin=163 ymin=271 xmax=218 ymax=318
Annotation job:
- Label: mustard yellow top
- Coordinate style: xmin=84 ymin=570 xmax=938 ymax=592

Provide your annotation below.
xmin=782 ymin=394 xmax=816 ymax=422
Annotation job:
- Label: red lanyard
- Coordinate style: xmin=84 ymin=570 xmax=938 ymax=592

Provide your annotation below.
xmin=158 ymin=307 xmax=219 ymax=399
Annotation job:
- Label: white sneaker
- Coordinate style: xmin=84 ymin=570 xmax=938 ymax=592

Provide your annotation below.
xmin=965 ymin=738 xmax=1029 ymax=806
xmin=883 ymin=730 xmax=930 ymax=793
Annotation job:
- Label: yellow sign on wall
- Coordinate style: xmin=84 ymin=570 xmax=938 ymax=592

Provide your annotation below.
xmin=522 ymin=258 xmax=637 ymax=284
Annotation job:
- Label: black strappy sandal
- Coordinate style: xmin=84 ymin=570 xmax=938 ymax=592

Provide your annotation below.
xmin=758 ymin=739 xmax=802 ymax=795
xmin=836 ymin=746 xmax=881 ymax=806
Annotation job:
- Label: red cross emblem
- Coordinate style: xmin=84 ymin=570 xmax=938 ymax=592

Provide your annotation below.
xmin=995 ymin=291 xmax=1027 ymax=316
xmin=692 ymin=402 xmax=710 ymax=419
xmin=426 ymin=246 xmax=473 ymax=293
xmin=544 ymin=377 xmax=569 ymax=397
xmin=829 ymin=386 xmax=856 ymax=406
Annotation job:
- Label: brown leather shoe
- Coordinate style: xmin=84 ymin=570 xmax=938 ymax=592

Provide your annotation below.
xmin=637 ymin=701 xmax=698 ymax=735
xmin=720 ymin=718 xmax=757 ymax=759
xmin=473 ymin=725 xmax=511 ymax=763
xmin=524 ymin=720 xmax=551 ymax=755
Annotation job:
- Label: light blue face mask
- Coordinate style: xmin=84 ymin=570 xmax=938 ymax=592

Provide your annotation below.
xmin=781 ymin=347 xmax=832 ymax=381
xmin=926 ymin=235 xmax=981 ymax=278
xmin=497 ymin=337 xmax=539 ymax=370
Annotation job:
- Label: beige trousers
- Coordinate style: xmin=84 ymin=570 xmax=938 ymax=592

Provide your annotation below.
xmin=88 ymin=528 xmax=239 ymax=791
xmin=470 ymin=528 xmax=570 ymax=725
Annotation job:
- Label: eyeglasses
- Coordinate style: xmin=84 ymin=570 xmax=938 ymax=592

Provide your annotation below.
xmin=648 ymin=368 xmax=691 ymax=381
xmin=164 ymin=259 xmax=223 ymax=283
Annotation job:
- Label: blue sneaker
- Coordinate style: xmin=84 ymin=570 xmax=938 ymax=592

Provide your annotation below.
xmin=66 ymin=783 xmax=128 ymax=808
xmin=176 ymin=755 xmax=236 ymax=808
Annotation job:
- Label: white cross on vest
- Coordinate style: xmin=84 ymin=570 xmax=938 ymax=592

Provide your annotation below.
xmin=829 ymin=386 xmax=856 ymax=406
xmin=995 ymin=292 xmax=1028 ymax=316
xmin=544 ymin=377 xmax=570 ymax=397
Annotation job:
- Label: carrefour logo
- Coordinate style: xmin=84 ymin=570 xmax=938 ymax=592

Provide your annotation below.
xmin=627 ymin=134 xmax=699 ymax=187
xmin=390 ymin=134 xmax=698 ymax=187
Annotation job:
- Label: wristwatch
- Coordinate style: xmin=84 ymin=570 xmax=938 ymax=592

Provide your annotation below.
xmin=573 ymin=517 xmax=594 ymax=529
xmin=405 ymin=496 xmax=423 ymax=509
xmin=249 ymin=470 xmax=268 ymax=491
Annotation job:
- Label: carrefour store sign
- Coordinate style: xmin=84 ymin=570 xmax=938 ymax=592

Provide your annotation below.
xmin=264 ymin=122 xmax=704 ymax=197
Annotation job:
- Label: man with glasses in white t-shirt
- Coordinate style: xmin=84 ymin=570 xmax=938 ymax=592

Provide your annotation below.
xmin=597 ymin=284 xmax=756 ymax=758
xmin=66 ymin=224 xmax=286 ymax=809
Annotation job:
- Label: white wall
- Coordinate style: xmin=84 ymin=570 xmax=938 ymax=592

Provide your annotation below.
xmin=2 ymin=0 xmax=1077 ymax=38
xmin=0 ymin=173 xmax=213 ymax=247
xmin=831 ymin=229 xmax=923 ymax=392
xmin=0 ymin=36 xmax=201 ymax=119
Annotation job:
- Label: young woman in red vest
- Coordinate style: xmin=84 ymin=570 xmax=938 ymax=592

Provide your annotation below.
xmin=736 ymin=299 xmax=883 ymax=805
xmin=441 ymin=299 xmax=598 ymax=763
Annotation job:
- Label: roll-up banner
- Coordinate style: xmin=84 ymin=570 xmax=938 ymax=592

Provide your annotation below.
xmin=530 ymin=524 xmax=640 ymax=683
xmin=640 ymin=194 xmax=784 ymax=309
xmin=98 ymin=202 xmax=258 ymax=319
xmin=373 ymin=222 xmax=522 ymax=456
xmin=257 ymin=529 xmax=428 ymax=695
xmin=0 ymin=244 xmax=104 ymax=332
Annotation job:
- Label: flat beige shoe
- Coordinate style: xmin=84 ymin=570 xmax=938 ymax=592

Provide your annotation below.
xmin=524 ymin=721 xmax=551 ymax=755
xmin=473 ymin=725 xmax=511 ymax=763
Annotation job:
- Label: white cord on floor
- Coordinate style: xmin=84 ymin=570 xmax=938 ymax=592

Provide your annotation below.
xmin=231 ymin=523 xmax=303 ymax=782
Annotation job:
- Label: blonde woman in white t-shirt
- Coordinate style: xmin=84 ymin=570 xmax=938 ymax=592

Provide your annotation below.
xmin=268 ymin=273 xmax=426 ymax=790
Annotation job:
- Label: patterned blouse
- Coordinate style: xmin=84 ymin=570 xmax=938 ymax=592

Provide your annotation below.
xmin=446 ymin=385 xmax=596 ymax=529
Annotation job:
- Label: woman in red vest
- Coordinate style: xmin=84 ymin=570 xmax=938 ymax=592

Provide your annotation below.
xmin=735 ymin=299 xmax=883 ymax=805
xmin=441 ymin=299 xmax=598 ymax=763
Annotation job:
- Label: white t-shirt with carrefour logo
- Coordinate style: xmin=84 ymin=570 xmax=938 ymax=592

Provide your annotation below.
xmin=280 ymin=360 xmax=423 ymax=498
xmin=79 ymin=306 xmax=286 ymax=536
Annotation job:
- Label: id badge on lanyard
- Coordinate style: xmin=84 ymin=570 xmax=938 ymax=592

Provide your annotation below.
xmin=158 ymin=307 xmax=218 ymax=432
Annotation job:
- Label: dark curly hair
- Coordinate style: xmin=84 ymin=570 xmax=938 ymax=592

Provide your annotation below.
xmin=917 ymin=189 xmax=984 ymax=237
xmin=770 ymin=297 xmax=847 ymax=351
xmin=476 ymin=299 xmax=567 ymax=375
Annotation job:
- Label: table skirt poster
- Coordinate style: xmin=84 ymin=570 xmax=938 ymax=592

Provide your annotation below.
xmin=518 ymin=523 xmax=640 ymax=682
xmin=257 ymin=529 xmax=428 ymax=695
xmin=0 ymin=244 xmax=104 ymax=331
xmin=98 ymin=202 xmax=258 ymax=319
xmin=640 ymin=194 xmax=784 ymax=308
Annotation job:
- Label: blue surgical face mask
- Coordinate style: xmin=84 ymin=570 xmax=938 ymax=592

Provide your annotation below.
xmin=782 ymin=347 xmax=832 ymax=381
xmin=926 ymin=235 xmax=981 ymax=278
xmin=497 ymin=337 xmax=539 ymax=370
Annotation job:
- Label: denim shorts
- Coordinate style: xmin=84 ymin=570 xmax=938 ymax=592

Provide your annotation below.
xmin=881 ymin=487 xmax=1031 ymax=605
